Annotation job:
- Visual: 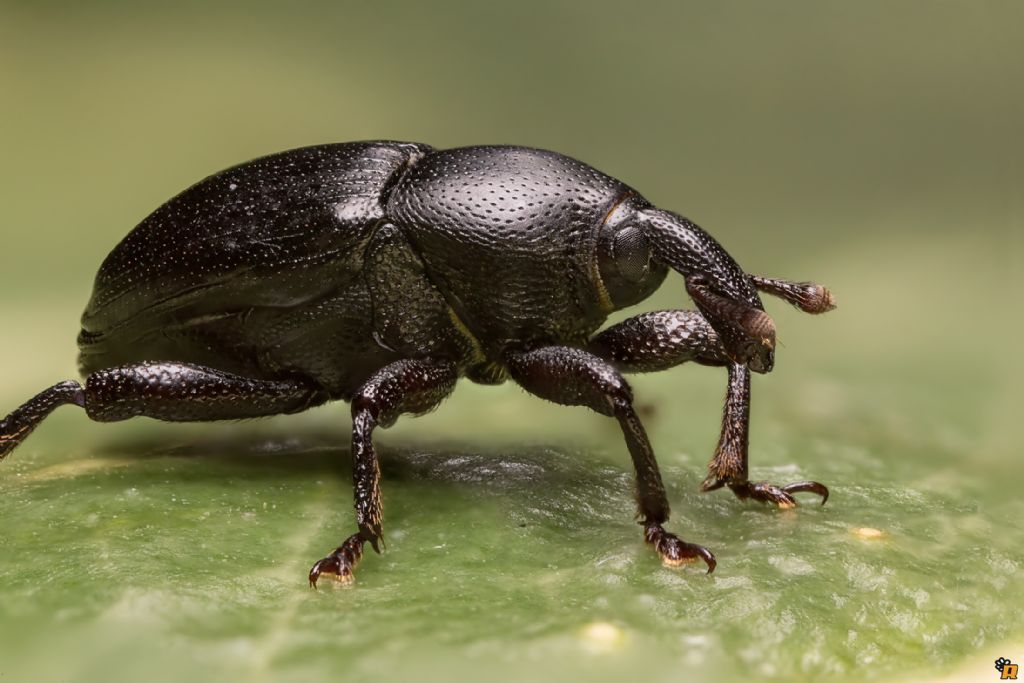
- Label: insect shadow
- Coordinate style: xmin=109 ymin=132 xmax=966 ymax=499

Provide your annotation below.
xmin=93 ymin=428 xmax=637 ymax=513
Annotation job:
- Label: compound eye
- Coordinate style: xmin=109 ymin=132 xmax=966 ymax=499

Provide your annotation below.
xmin=612 ymin=226 xmax=652 ymax=283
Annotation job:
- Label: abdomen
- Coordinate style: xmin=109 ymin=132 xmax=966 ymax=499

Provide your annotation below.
xmin=78 ymin=141 xmax=430 ymax=387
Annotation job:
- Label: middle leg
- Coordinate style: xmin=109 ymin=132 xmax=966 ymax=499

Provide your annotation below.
xmin=505 ymin=345 xmax=715 ymax=573
xmin=589 ymin=310 xmax=828 ymax=508
xmin=308 ymin=358 xmax=458 ymax=587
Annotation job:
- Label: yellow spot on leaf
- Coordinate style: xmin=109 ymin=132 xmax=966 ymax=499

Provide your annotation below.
xmin=852 ymin=527 xmax=885 ymax=540
xmin=580 ymin=621 xmax=626 ymax=652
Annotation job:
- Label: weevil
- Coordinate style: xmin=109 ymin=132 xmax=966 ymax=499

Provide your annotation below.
xmin=0 ymin=142 xmax=836 ymax=585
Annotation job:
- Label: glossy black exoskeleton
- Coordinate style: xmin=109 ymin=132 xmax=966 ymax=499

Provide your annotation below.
xmin=1 ymin=142 xmax=836 ymax=585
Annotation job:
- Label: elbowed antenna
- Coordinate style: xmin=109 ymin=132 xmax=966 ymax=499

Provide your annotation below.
xmin=752 ymin=275 xmax=837 ymax=314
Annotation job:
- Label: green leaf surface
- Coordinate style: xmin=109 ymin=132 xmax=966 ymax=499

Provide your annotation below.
xmin=1 ymin=293 xmax=1020 ymax=683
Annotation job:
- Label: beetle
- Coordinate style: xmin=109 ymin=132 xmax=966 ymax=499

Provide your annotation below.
xmin=0 ymin=141 xmax=836 ymax=586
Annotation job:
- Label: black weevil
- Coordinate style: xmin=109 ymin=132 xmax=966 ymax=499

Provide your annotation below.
xmin=0 ymin=142 xmax=836 ymax=585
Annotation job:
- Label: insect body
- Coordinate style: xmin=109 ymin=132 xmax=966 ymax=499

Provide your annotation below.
xmin=0 ymin=142 xmax=836 ymax=585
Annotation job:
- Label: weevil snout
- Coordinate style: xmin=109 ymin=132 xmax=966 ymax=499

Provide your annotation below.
xmin=739 ymin=307 xmax=777 ymax=374
xmin=683 ymin=273 xmax=776 ymax=373
xmin=637 ymin=208 xmax=776 ymax=372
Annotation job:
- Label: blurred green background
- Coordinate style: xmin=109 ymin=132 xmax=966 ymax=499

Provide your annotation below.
xmin=1 ymin=2 xmax=1021 ymax=682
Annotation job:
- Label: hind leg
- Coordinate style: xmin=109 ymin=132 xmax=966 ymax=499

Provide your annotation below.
xmin=1 ymin=381 xmax=85 ymax=459
xmin=1 ymin=362 xmax=326 ymax=460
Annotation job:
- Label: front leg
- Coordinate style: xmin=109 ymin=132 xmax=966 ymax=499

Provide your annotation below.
xmin=589 ymin=311 xmax=827 ymax=509
xmin=699 ymin=362 xmax=828 ymax=507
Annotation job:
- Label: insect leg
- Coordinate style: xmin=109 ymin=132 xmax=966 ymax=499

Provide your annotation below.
xmin=702 ymin=361 xmax=828 ymax=507
xmin=1 ymin=381 xmax=84 ymax=460
xmin=308 ymin=358 xmax=457 ymax=588
xmin=1 ymin=363 xmax=325 ymax=460
xmin=505 ymin=346 xmax=715 ymax=574
xmin=588 ymin=309 xmax=729 ymax=373
xmin=82 ymin=362 xmax=327 ymax=422
xmin=589 ymin=311 xmax=827 ymax=508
